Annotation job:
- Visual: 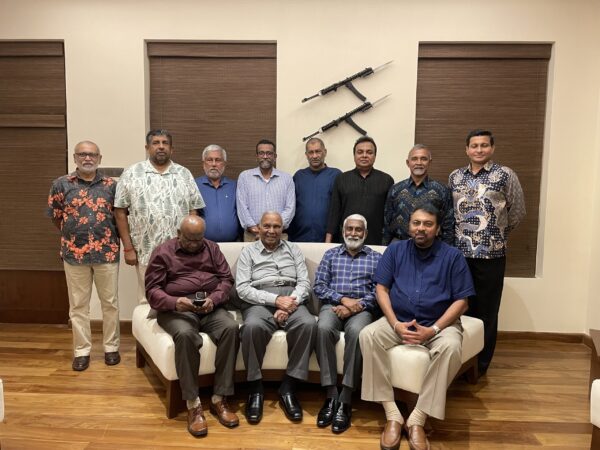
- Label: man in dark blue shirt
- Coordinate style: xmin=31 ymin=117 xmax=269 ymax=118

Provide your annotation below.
xmin=360 ymin=204 xmax=474 ymax=450
xmin=383 ymin=144 xmax=454 ymax=245
xmin=195 ymin=144 xmax=241 ymax=242
xmin=313 ymin=214 xmax=381 ymax=433
xmin=288 ymin=138 xmax=341 ymax=242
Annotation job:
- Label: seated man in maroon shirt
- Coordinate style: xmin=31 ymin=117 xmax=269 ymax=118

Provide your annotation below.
xmin=145 ymin=215 xmax=240 ymax=437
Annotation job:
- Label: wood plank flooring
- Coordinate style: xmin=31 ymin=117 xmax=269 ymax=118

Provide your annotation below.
xmin=0 ymin=324 xmax=593 ymax=449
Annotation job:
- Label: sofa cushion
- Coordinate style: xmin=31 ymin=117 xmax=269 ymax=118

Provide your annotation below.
xmin=592 ymin=379 xmax=600 ymax=428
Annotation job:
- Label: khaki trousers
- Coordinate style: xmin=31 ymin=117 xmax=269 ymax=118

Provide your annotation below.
xmin=136 ymin=263 xmax=148 ymax=305
xmin=63 ymin=261 xmax=120 ymax=357
xmin=359 ymin=316 xmax=463 ymax=420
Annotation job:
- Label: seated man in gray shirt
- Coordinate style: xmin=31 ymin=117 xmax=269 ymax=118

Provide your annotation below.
xmin=236 ymin=211 xmax=317 ymax=424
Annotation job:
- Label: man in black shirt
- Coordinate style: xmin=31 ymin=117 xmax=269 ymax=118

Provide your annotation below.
xmin=326 ymin=136 xmax=394 ymax=245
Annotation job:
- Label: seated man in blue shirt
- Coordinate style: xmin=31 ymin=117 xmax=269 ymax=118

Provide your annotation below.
xmin=314 ymin=214 xmax=381 ymax=433
xmin=195 ymin=144 xmax=241 ymax=242
xmin=360 ymin=204 xmax=475 ymax=450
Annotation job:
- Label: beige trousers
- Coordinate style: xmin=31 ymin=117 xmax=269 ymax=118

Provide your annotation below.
xmin=135 ymin=263 xmax=148 ymax=305
xmin=63 ymin=261 xmax=120 ymax=357
xmin=359 ymin=316 xmax=463 ymax=420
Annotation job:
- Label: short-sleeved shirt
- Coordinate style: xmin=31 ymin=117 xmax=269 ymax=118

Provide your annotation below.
xmin=313 ymin=244 xmax=381 ymax=312
xmin=374 ymin=239 xmax=475 ymax=326
xmin=288 ymin=166 xmax=341 ymax=242
xmin=449 ymin=161 xmax=525 ymax=259
xmin=47 ymin=171 xmax=120 ymax=265
xmin=195 ymin=175 xmax=240 ymax=242
xmin=114 ymin=160 xmax=205 ymax=266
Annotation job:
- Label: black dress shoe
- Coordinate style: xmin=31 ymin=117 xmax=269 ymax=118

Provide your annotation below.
xmin=279 ymin=392 xmax=302 ymax=422
xmin=331 ymin=402 xmax=352 ymax=433
xmin=72 ymin=355 xmax=90 ymax=371
xmin=104 ymin=351 xmax=121 ymax=366
xmin=245 ymin=393 xmax=263 ymax=424
xmin=317 ymin=397 xmax=337 ymax=427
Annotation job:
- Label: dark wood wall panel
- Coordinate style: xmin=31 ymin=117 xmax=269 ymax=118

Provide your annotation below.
xmin=149 ymin=42 xmax=276 ymax=180
xmin=415 ymin=44 xmax=550 ymax=278
xmin=0 ymin=41 xmax=68 ymax=324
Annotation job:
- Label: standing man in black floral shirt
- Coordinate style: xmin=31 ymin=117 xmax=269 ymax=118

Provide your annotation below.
xmin=48 ymin=141 xmax=121 ymax=372
xmin=449 ymin=129 xmax=525 ymax=375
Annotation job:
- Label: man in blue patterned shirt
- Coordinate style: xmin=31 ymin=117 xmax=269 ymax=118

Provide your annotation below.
xmin=383 ymin=144 xmax=454 ymax=245
xmin=449 ymin=129 xmax=525 ymax=375
xmin=314 ymin=214 xmax=382 ymax=433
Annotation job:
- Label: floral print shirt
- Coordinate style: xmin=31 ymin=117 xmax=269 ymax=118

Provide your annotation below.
xmin=114 ymin=160 xmax=205 ymax=266
xmin=47 ymin=171 xmax=120 ymax=265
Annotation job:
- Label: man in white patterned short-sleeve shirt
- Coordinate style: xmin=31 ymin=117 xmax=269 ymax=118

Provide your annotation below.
xmin=114 ymin=129 xmax=205 ymax=304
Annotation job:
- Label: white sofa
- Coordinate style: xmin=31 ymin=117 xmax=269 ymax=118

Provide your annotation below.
xmin=590 ymin=329 xmax=600 ymax=450
xmin=133 ymin=242 xmax=485 ymax=418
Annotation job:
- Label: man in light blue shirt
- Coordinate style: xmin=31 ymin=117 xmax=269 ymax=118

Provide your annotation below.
xmin=236 ymin=139 xmax=295 ymax=241
xmin=195 ymin=144 xmax=241 ymax=242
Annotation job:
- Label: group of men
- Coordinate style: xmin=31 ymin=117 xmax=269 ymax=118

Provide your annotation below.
xmin=48 ymin=128 xmax=524 ymax=450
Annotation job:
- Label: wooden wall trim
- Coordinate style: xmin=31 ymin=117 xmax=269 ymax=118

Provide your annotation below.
xmin=419 ymin=43 xmax=552 ymax=59
xmin=0 ymin=113 xmax=65 ymax=128
xmin=498 ymin=330 xmax=584 ymax=343
xmin=0 ymin=41 xmax=64 ymax=56
xmin=147 ymin=41 xmax=276 ymax=58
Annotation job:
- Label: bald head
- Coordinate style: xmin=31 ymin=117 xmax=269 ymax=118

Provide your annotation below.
xmin=177 ymin=215 xmax=206 ymax=253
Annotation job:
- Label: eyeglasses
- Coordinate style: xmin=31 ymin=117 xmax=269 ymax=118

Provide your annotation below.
xmin=257 ymin=151 xmax=275 ymax=157
xmin=75 ymin=152 xmax=100 ymax=160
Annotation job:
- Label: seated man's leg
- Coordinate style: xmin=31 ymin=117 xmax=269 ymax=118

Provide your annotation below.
xmin=284 ymin=304 xmax=317 ymax=381
xmin=199 ymin=307 xmax=240 ymax=428
xmin=157 ymin=311 xmax=204 ymax=401
xmin=315 ymin=304 xmax=342 ymax=428
xmin=341 ymin=310 xmax=374 ymax=396
xmin=240 ymin=305 xmax=277 ymax=382
xmin=316 ymin=304 xmax=342 ymax=390
xmin=414 ymin=321 xmax=463 ymax=420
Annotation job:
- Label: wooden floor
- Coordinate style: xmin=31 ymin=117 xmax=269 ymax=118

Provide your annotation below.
xmin=0 ymin=324 xmax=593 ymax=450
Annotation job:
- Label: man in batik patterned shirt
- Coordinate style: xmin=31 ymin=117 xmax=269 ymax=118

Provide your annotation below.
xmin=48 ymin=140 xmax=121 ymax=372
xmin=449 ymin=129 xmax=525 ymax=375
xmin=114 ymin=129 xmax=205 ymax=304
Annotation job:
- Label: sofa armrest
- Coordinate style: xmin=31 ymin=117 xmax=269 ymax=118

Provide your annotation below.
xmin=590 ymin=329 xmax=600 ymax=392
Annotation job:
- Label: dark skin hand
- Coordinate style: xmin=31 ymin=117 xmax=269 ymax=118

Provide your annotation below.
xmin=175 ymin=297 xmax=214 ymax=314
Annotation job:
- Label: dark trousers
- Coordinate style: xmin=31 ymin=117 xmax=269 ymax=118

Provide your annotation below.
xmin=157 ymin=307 xmax=240 ymax=400
xmin=316 ymin=304 xmax=373 ymax=390
xmin=241 ymin=304 xmax=317 ymax=382
xmin=465 ymin=257 xmax=506 ymax=373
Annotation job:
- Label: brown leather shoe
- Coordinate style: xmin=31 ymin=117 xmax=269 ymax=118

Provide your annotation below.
xmin=380 ymin=420 xmax=402 ymax=450
xmin=187 ymin=405 xmax=208 ymax=437
xmin=210 ymin=397 xmax=239 ymax=428
xmin=405 ymin=424 xmax=430 ymax=450
xmin=72 ymin=355 xmax=90 ymax=371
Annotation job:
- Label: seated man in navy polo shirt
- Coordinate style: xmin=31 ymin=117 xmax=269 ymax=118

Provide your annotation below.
xmin=359 ymin=204 xmax=475 ymax=450
xmin=195 ymin=144 xmax=241 ymax=242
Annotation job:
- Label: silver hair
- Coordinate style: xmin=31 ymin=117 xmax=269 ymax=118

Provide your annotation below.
xmin=343 ymin=214 xmax=368 ymax=230
xmin=202 ymin=144 xmax=227 ymax=161
xmin=408 ymin=143 xmax=431 ymax=159
xmin=74 ymin=140 xmax=100 ymax=153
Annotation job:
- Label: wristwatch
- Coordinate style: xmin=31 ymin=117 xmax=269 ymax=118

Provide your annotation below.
xmin=432 ymin=324 xmax=441 ymax=335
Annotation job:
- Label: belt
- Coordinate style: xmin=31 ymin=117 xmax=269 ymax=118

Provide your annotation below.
xmin=253 ymin=279 xmax=296 ymax=289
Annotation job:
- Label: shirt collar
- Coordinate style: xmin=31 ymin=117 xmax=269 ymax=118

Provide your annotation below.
xmin=257 ymin=238 xmax=284 ymax=253
xmin=464 ymin=160 xmax=494 ymax=174
xmin=68 ymin=170 xmax=104 ymax=185
xmin=251 ymin=166 xmax=280 ymax=180
xmin=409 ymin=238 xmax=441 ymax=258
xmin=408 ymin=175 xmax=430 ymax=188
xmin=200 ymin=175 xmax=230 ymax=187
xmin=352 ymin=167 xmax=374 ymax=178
xmin=337 ymin=243 xmax=370 ymax=257
xmin=143 ymin=159 xmax=174 ymax=174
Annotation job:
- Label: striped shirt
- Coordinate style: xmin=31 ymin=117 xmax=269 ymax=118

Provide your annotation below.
xmin=313 ymin=244 xmax=382 ymax=312
xmin=236 ymin=167 xmax=295 ymax=229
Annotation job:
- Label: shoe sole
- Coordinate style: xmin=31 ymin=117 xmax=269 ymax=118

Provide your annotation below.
xmin=188 ymin=428 xmax=208 ymax=437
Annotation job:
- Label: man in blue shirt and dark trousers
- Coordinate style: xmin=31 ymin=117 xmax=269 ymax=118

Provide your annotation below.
xmin=360 ymin=204 xmax=475 ymax=450
xmin=195 ymin=144 xmax=241 ymax=242
xmin=288 ymin=138 xmax=341 ymax=242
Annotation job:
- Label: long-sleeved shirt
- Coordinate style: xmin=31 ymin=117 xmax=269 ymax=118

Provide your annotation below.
xmin=195 ymin=175 xmax=241 ymax=242
xmin=145 ymin=237 xmax=233 ymax=311
xmin=326 ymin=168 xmax=394 ymax=245
xmin=236 ymin=239 xmax=310 ymax=307
xmin=313 ymin=244 xmax=382 ymax=312
xmin=449 ymin=161 xmax=525 ymax=259
xmin=236 ymin=167 xmax=295 ymax=229
xmin=383 ymin=176 xmax=454 ymax=245
xmin=288 ymin=166 xmax=341 ymax=242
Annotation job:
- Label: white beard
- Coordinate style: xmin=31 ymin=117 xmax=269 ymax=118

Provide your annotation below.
xmin=344 ymin=236 xmax=365 ymax=251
